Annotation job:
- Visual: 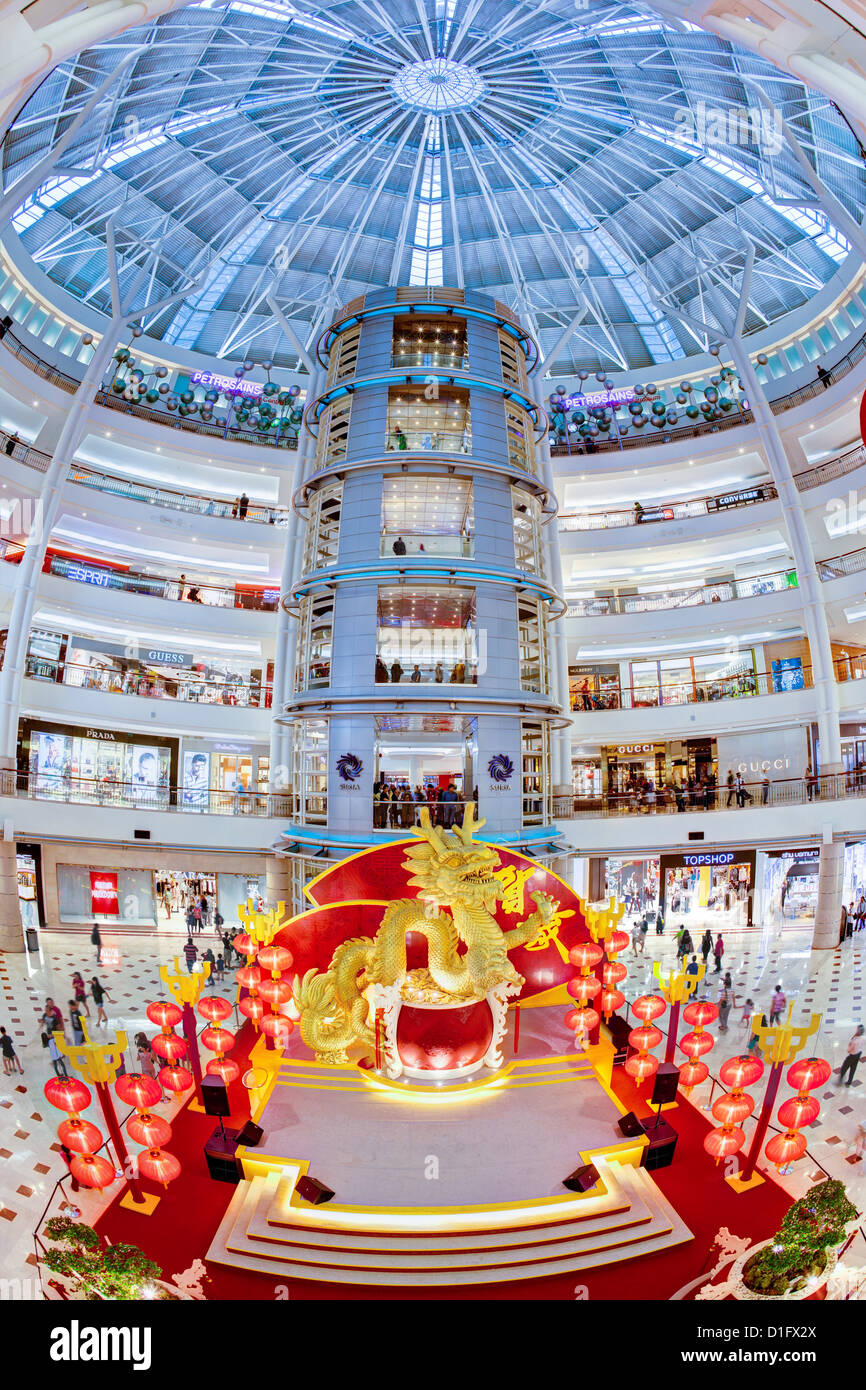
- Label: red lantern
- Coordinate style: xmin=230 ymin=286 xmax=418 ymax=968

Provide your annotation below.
xmin=601 ymin=987 xmax=626 ymax=1018
xmin=786 ymin=1057 xmax=831 ymax=1091
xmin=603 ymin=960 xmax=628 ymax=986
xmin=57 ymin=1118 xmax=102 ymax=1154
xmin=239 ymin=994 xmax=265 ymax=1025
xmin=568 ymin=942 xmax=604 ymax=970
xmin=146 ymin=1001 xmax=182 ymax=1029
xmin=719 ymin=1054 xmax=765 ymax=1089
xmin=137 ymin=1147 xmax=182 ymax=1188
xmin=207 ymin=1057 xmax=240 ymax=1084
xmin=566 ymin=975 xmax=601 ymax=1003
xmin=777 ymin=1095 xmax=820 ymax=1129
xmin=565 ymin=1007 xmax=600 ymax=1034
xmin=625 ymin=1053 xmax=659 ymax=1084
xmin=233 ymin=932 xmax=254 ymax=958
xmin=629 ymin=1024 xmax=663 ymax=1052
xmin=151 ymin=1031 xmax=187 ymax=1062
xmin=683 ymin=1001 xmax=719 ymax=1027
xmin=632 ymin=994 xmax=666 ymax=1023
xmin=160 ymin=1063 xmax=194 ymax=1093
xmin=236 ymin=965 xmax=262 ymax=990
xmin=703 ymin=1127 xmax=745 ymax=1163
xmin=115 ymin=1073 xmax=162 ymax=1109
xmin=257 ymin=945 xmax=293 ymax=975
xmin=678 ymin=1059 xmax=709 ymax=1090
xmin=260 ymin=1013 xmax=293 ymax=1043
xmin=70 ymin=1153 xmax=115 ymax=1190
xmin=680 ymin=1029 xmax=715 ymax=1059
xmin=198 ymin=996 xmax=233 ymax=1024
xmin=44 ymin=1076 xmax=92 ymax=1114
xmin=126 ymin=1112 xmax=172 ymax=1148
xmin=765 ymin=1131 xmax=808 ymax=1168
xmin=608 ymin=930 xmax=630 ymax=955
xmin=201 ymin=1026 xmax=235 ymax=1054
xmin=259 ymin=977 xmax=293 ymax=1007
xmin=712 ymin=1092 xmax=755 ymax=1127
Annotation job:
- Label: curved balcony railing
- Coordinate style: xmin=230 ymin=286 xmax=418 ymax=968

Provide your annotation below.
xmin=44 ymin=553 xmax=280 ymax=610
xmin=566 ymin=566 xmax=797 ymax=617
xmin=794 ymin=441 xmax=866 ymax=493
xmin=556 ymin=770 xmax=866 ymax=818
xmin=569 ymin=666 xmax=814 ymax=711
xmin=817 ymin=543 xmax=866 ymax=581
xmin=7 ymin=770 xmax=290 ymax=816
xmin=379 ymin=531 xmax=474 ymax=558
xmin=27 ymin=660 xmax=271 ymax=708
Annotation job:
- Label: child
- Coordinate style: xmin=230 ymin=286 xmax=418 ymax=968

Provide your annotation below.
xmin=72 ymin=971 xmax=90 ymax=1018
xmin=216 ymin=953 xmax=225 ymax=982
xmin=0 ymin=1026 xmax=22 ymax=1074
xmin=740 ymin=997 xmax=754 ymax=1028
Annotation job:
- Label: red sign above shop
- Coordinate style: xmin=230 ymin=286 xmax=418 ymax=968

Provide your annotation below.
xmin=90 ymin=871 xmax=119 ymax=916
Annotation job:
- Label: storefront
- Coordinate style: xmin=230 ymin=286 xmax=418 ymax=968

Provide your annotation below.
xmin=56 ymin=863 xmax=266 ymax=929
xmin=626 ymin=650 xmax=759 ymax=706
xmin=572 ymin=752 xmax=602 ymax=805
xmin=180 ymin=738 xmax=270 ymax=809
xmin=19 ymin=719 xmax=178 ymax=806
xmin=602 ymin=856 xmax=660 ymax=916
xmin=604 ymin=743 xmax=666 ymax=797
xmin=758 ymin=847 xmax=819 ymax=925
xmin=569 ymin=664 xmax=621 ymax=711
xmin=660 ymin=848 xmax=756 ymax=928
xmin=840 ymin=723 xmax=866 ymax=777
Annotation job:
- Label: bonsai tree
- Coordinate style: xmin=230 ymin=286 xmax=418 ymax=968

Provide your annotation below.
xmin=41 ymin=1216 xmax=170 ymax=1300
xmin=743 ymin=1178 xmax=859 ymax=1296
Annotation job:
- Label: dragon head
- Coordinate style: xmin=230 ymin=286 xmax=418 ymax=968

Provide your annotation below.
xmin=403 ymin=806 xmax=504 ymax=911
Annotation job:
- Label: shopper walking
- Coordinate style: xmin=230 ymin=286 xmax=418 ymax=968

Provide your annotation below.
xmin=90 ymin=923 xmax=102 ymax=963
xmin=725 ymin=769 xmax=735 ymax=807
xmin=713 ymin=932 xmax=724 ymax=973
xmin=0 ymin=1027 xmax=22 ymax=1074
xmin=718 ymin=988 xmax=732 ymax=1033
xmin=686 ymin=954 xmax=701 ymax=981
xmin=72 ymin=971 xmax=90 ymax=1018
xmin=770 ymin=983 xmax=787 ymax=1024
xmin=183 ymin=937 xmax=198 ymax=973
xmin=46 ymin=1032 xmax=67 ymax=1078
xmin=838 ymin=1025 xmax=864 ymax=1086
xmin=90 ymin=978 xmax=112 ymax=1026
xmin=700 ymin=928 xmax=713 ymax=966
xmin=747 ymin=1012 xmax=767 ymax=1055
xmin=68 ymin=1000 xmax=84 ymax=1045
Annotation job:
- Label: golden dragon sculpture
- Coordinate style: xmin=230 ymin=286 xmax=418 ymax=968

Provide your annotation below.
xmin=294 ymin=806 xmax=559 ymax=1064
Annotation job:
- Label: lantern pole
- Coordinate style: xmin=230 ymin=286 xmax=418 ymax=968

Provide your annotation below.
xmin=56 ymin=1022 xmax=152 ymax=1212
xmin=653 ymin=959 xmax=704 ymax=1063
xmin=585 ymin=896 xmax=626 ymax=1049
xmin=159 ymin=958 xmax=211 ymax=1104
xmin=728 ymin=1006 xmax=821 ymax=1192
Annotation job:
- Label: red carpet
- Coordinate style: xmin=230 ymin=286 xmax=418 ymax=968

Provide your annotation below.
xmin=96 ymin=1031 xmax=797 ymax=1301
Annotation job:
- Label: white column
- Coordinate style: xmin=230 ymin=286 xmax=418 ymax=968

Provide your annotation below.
xmin=535 ymin=422 xmax=571 ymax=790
xmin=0 ymin=319 xmax=123 ymax=763
xmin=813 ymin=839 xmax=843 ymax=953
xmin=727 ymin=340 xmax=842 ymax=771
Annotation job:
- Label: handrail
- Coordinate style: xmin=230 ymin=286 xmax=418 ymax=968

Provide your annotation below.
xmin=570 ymin=666 xmax=815 ymax=711
xmin=559 ymin=484 xmax=777 ymax=531
xmin=28 ymin=660 xmax=271 ymax=708
xmin=566 ymin=566 xmax=798 ymax=616
xmin=818 ymin=543 xmax=866 ymax=580
xmin=7 ymin=770 xmax=292 ymax=817
xmin=560 ymin=769 xmax=862 ymax=817
xmin=44 ymin=553 xmax=280 ymax=610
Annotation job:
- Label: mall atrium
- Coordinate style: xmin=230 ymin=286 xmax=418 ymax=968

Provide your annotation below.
xmin=0 ymin=0 xmax=863 ymax=1320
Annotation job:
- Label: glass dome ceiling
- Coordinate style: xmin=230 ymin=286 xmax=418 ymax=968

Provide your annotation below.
xmin=2 ymin=0 xmax=864 ymax=374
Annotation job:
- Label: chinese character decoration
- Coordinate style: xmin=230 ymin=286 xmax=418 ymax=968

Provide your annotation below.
xmin=494 ymin=864 xmax=535 ymax=916
xmin=704 ymin=1054 xmax=764 ymax=1164
xmin=625 ymin=994 xmax=667 ymax=1086
xmin=765 ymin=1056 xmax=831 ymax=1173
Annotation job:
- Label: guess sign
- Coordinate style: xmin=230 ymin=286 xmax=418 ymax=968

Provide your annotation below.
xmin=90 ymin=871 xmax=119 ymax=915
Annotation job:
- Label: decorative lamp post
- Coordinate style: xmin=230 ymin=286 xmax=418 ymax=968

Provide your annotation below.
xmin=653 ymin=958 xmax=705 ymax=1063
xmin=765 ymin=1056 xmax=831 ymax=1174
xmin=159 ymin=957 xmax=212 ymax=1098
xmin=625 ymin=994 xmax=667 ymax=1086
xmin=727 ymin=1006 xmax=821 ymax=1193
xmin=55 ymin=1023 xmax=153 ymax=1212
xmin=565 ymin=941 xmax=605 ymax=1045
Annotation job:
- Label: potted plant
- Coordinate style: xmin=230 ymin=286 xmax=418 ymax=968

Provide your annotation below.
xmin=41 ymin=1216 xmax=179 ymax=1300
xmin=733 ymin=1179 xmax=859 ymax=1299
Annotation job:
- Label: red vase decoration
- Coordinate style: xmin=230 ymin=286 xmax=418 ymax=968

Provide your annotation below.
xmin=565 ymin=941 xmax=605 ymax=1043
xmin=625 ymin=994 xmax=666 ymax=1085
xmin=601 ymin=929 xmax=629 ymax=1021
xmin=764 ymin=1056 xmax=830 ymax=1172
xmin=703 ymin=1053 xmax=764 ymax=1165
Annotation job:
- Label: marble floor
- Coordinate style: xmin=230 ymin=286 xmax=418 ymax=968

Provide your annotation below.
xmin=0 ymin=916 xmax=861 ymax=1297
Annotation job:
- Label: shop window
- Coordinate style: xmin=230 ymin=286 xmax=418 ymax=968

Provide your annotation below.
xmin=292 ymin=718 xmax=328 ymax=824
xmin=505 ymin=402 xmax=535 ymax=474
xmin=522 ymin=721 xmax=549 ymax=825
xmin=517 ymin=595 xmax=550 ymax=695
xmin=294 ymin=592 xmax=334 ymax=692
xmin=26 ymin=306 xmax=48 ymax=336
xmin=569 ymin=665 xmax=621 ymax=710
xmin=391 ymin=315 xmax=467 ymax=371
xmin=629 ymin=660 xmax=661 ymax=707
xmin=381 ymin=474 xmax=473 ymax=558
xmin=57 ymin=326 xmax=79 ymax=356
xmin=846 ymin=297 xmax=864 ymax=327
xmin=512 ymin=489 xmax=544 ymax=576
xmin=798 ymin=333 xmax=820 ymax=362
xmin=26 ymin=729 xmax=172 ymax=807
xmin=327 ymin=321 xmax=361 ymax=386
xmin=314 ymin=394 xmax=352 ymax=470
xmin=817 ymin=325 xmax=835 ymax=352
xmin=302 ymin=479 xmax=342 ymax=573
xmin=0 ymin=281 xmax=20 ymax=311
xmin=374 ymin=712 xmax=473 ymax=823
xmin=386 ymin=384 xmax=470 ymax=454
xmin=783 ymin=343 xmax=803 ymax=371
xmin=830 ymin=311 xmax=851 ymax=341
xmin=41 ymin=317 xmax=63 ymax=348
xmin=498 ymin=329 xmax=526 ymax=390
xmin=376 ymin=584 xmax=477 ymax=684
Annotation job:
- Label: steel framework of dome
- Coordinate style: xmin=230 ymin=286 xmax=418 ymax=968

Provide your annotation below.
xmin=2 ymin=0 xmax=865 ymax=373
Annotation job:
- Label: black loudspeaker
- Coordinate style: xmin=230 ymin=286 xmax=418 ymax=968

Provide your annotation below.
xmin=201 ymin=1074 xmax=231 ymax=1117
xmin=562 ymin=1163 xmax=599 ymax=1193
xmin=204 ymin=1127 xmax=241 ymax=1184
xmin=295 ymin=1174 xmax=335 ymax=1205
xmin=617 ymin=1110 xmax=645 ymax=1137
xmin=651 ymin=1062 xmax=681 ymax=1106
xmin=640 ymin=1118 xmax=678 ymax=1171
xmin=236 ymin=1119 xmax=263 ymax=1147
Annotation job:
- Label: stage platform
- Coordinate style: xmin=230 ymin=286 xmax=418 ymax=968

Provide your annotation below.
xmin=207 ymin=1050 xmax=693 ymax=1286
